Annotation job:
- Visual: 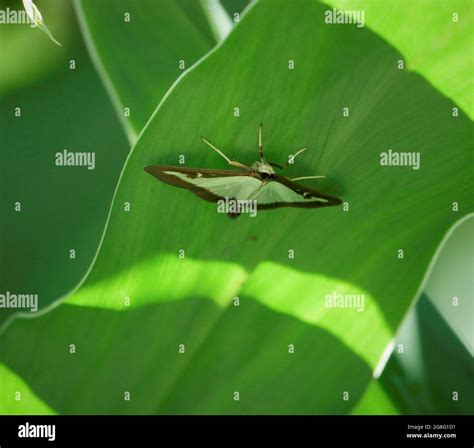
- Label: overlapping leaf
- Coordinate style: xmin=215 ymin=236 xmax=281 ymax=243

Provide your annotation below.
xmin=75 ymin=0 xmax=223 ymax=140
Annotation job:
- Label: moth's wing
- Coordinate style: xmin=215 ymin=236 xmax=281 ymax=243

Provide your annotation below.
xmin=254 ymin=174 xmax=342 ymax=209
xmin=144 ymin=165 xmax=262 ymax=203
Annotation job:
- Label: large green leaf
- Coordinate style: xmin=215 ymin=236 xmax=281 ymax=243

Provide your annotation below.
xmin=380 ymin=293 xmax=474 ymax=414
xmin=221 ymin=0 xmax=251 ymax=17
xmin=351 ymin=380 xmax=400 ymax=415
xmin=378 ymin=217 xmax=474 ymax=414
xmin=75 ymin=0 xmax=224 ymax=141
xmin=1 ymin=0 xmax=472 ymax=414
xmin=328 ymin=0 xmax=474 ymax=119
xmin=325 ymin=0 xmax=474 ymax=411
xmin=425 ymin=216 xmax=473 ymax=351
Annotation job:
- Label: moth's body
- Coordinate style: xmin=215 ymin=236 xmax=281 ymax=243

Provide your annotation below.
xmin=251 ymin=161 xmax=275 ymax=180
xmin=145 ymin=124 xmax=342 ymax=217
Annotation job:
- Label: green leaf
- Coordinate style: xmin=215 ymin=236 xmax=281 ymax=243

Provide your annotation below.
xmin=221 ymin=0 xmax=251 ymax=17
xmin=1 ymin=0 xmax=472 ymax=414
xmin=22 ymin=0 xmax=62 ymax=46
xmin=0 ymin=363 xmax=56 ymax=415
xmin=328 ymin=0 xmax=474 ymax=119
xmin=380 ymin=293 xmax=474 ymax=414
xmin=75 ymin=0 xmax=220 ymax=141
xmin=350 ymin=380 xmax=400 ymax=415
xmin=425 ymin=217 xmax=473 ymax=351
xmin=378 ymin=217 xmax=474 ymax=414
xmin=0 ymin=15 xmax=129 ymax=325
xmin=0 ymin=0 xmax=73 ymax=96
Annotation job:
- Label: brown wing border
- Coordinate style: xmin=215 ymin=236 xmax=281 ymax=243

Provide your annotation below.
xmin=256 ymin=174 xmax=342 ymax=210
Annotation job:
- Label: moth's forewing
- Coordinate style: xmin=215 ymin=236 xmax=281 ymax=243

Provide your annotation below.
xmin=144 ymin=165 xmax=255 ymax=204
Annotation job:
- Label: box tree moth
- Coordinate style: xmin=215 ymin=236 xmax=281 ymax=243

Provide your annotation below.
xmin=145 ymin=124 xmax=342 ymax=218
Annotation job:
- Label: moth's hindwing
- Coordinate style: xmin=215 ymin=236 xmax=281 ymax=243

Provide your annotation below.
xmin=256 ymin=174 xmax=342 ymax=209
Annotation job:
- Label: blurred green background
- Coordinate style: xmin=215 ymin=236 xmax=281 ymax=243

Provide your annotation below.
xmin=0 ymin=0 xmax=129 ymax=324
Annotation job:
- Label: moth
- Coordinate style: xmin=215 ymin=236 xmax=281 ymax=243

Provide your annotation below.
xmin=145 ymin=124 xmax=342 ymax=218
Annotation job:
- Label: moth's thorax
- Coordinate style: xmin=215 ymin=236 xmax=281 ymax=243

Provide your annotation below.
xmin=252 ymin=161 xmax=275 ymax=179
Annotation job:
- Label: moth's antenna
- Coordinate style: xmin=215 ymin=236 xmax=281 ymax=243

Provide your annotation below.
xmin=201 ymin=137 xmax=232 ymax=164
xmin=291 ymin=175 xmax=326 ymax=181
xmin=202 ymin=137 xmax=252 ymax=170
xmin=282 ymin=147 xmax=308 ymax=168
xmin=258 ymin=123 xmax=264 ymax=161
xmin=292 ymin=147 xmax=309 ymax=160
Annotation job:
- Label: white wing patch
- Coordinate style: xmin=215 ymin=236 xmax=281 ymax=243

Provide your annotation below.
xmin=164 ymin=171 xmax=262 ymax=200
xmin=164 ymin=171 xmax=328 ymax=205
xmin=252 ymin=181 xmax=329 ymax=204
